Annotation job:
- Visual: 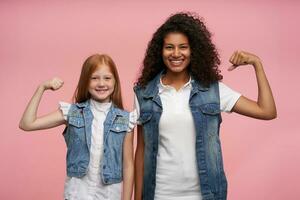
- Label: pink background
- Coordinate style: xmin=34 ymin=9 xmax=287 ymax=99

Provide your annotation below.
xmin=1 ymin=0 xmax=299 ymax=199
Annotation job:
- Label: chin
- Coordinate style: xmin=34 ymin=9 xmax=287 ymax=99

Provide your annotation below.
xmin=168 ymin=67 xmax=187 ymax=73
xmin=91 ymin=95 xmax=110 ymax=102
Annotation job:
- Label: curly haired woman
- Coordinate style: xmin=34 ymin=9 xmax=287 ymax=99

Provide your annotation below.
xmin=134 ymin=12 xmax=276 ymax=200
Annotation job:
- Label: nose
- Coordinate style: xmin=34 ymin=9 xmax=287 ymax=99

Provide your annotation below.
xmin=97 ymin=78 xmax=105 ymax=86
xmin=172 ymin=47 xmax=181 ymax=57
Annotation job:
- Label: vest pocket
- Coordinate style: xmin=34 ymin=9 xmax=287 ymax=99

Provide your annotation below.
xmin=110 ymin=123 xmax=128 ymax=133
xmin=68 ymin=117 xmax=85 ymax=128
xmin=199 ymin=103 xmax=220 ymax=115
xmin=67 ymin=117 xmax=85 ymax=145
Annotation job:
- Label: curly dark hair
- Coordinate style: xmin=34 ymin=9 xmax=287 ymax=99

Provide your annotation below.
xmin=137 ymin=12 xmax=222 ymax=87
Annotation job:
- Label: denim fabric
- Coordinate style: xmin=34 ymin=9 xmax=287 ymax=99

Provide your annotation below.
xmin=63 ymin=100 xmax=129 ymax=185
xmin=134 ymin=74 xmax=227 ymax=200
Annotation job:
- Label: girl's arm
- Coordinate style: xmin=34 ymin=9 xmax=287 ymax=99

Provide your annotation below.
xmin=19 ymin=78 xmax=66 ymax=131
xmin=134 ymin=125 xmax=144 ymax=200
xmin=229 ymin=51 xmax=277 ymax=120
xmin=122 ymin=131 xmax=134 ymax=200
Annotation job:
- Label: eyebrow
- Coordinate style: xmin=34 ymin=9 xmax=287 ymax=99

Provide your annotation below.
xmin=164 ymin=43 xmax=189 ymax=45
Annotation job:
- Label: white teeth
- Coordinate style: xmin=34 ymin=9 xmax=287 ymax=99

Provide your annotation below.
xmin=170 ymin=60 xmax=183 ymax=65
xmin=95 ymin=89 xmax=108 ymax=92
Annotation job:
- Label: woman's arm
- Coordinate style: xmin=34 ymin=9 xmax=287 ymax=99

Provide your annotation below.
xmin=134 ymin=125 xmax=144 ymax=200
xmin=19 ymin=78 xmax=66 ymax=131
xmin=122 ymin=131 xmax=134 ymax=200
xmin=229 ymin=51 xmax=277 ymax=120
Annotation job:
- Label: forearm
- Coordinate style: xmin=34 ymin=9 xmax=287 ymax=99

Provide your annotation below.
xmin=134 ymin=134 xmax=144 ymax=200
xmin=122 ymin=164 xmax=134 ymax=200
xmin=134 ymin=153 xmax=144 ymax=200
xmin=230 ymin=51 xmax=277 ymax=120
xmin=19 ymin=85 xmax=46 ymax=130
xmin=253 ymin=61 xmax=277 ymax=118
xmin=19 ymin=78 xmax=65 ymax=131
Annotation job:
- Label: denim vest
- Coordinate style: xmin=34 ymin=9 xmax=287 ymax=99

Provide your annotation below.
xmin=63 ymin=100 xmax=130 ymax=185
xmin=134 ymin=74 xmax=227 ymax=200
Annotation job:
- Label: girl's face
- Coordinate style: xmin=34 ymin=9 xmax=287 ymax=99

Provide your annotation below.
xmin=88 ymin=64 xmax=116 ymax=103
xmin=162 ymin=32 xmax=191 ymax=74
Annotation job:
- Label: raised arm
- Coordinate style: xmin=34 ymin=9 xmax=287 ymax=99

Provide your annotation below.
xmin=134 ymin=125 xmax=145 ymax=200
xmin=229 ymin=51 xmax=277 ymax=120
xmin=122 ymin=130 xmax=134 ymax=200
xmin=19 ymin=78 xmax=66 ymax=131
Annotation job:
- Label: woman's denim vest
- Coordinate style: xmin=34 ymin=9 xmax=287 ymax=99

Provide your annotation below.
xmin=63 ymin=100 xmax=129 ymax=185
xmin=134 ymin=74 xmax=227 ymax=200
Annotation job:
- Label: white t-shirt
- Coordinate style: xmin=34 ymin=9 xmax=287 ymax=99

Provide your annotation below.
xmin=60 ymin=99 xmax=136 ymax=200
xmin=133 ymin=78 xmax=241 ymax=200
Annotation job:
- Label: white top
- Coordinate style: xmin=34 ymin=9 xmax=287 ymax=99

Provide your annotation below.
xmin=133 ymin=78 xmax=241 ymax=200
xmin=60 ymin=99 xmax=136 ymax=200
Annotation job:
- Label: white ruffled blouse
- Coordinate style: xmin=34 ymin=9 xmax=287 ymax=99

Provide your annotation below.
xmin=59 ymin=99 xmax=136 ymax=200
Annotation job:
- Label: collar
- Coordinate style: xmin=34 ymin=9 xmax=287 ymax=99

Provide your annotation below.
xmin=142 ymin=72 xmax=209 ymax=98
xmin=89 ymin=99 xmax=112 ymax=114
xmin=159 ymin=75 xmax=192 ymax=93
xmin=190 ymin=79 xmax=209 ymax=92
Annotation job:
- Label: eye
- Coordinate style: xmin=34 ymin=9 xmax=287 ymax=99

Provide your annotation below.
xmin=90 ymin=76 xmax=98 ymax=80
xmin=104 ymin=76 xmax=112 ymax=80
xmin=180 ymin=45 xmax=189 ymax=49
xmin=164 ymin=45 xmax=173 ymax=50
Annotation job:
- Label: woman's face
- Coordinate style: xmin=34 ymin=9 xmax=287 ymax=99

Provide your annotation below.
xmin=162 ymin=32 xmax=191 ymax=74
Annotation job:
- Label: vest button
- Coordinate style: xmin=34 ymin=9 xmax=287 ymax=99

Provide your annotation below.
xmin=116 ymin=127 xmax=120 ymax=131
xmin=103 ymin=165 xmax=106 ymax=169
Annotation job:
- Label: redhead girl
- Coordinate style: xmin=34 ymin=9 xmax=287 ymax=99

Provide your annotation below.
xmin=19 ymin=54 xmax=134 ymax=200
xmin=134 ymin=13 xmax=276 ymax=200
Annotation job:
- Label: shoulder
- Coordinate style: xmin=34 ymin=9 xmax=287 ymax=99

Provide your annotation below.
xmin=218 ymin=81 xmax=240 ymax=96
xmin=110 ymin=107 xmax=131 ymax=128
xmin=133 ymin=84 xmax=145 ymax=94
xmin=112 ymin=107 xmax=130 ymax=118
xmin=68 ymin=101 xmax=89 ymax=116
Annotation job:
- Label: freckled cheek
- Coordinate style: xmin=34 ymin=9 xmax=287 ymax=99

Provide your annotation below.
xmin=110 ymin=81 xmax=116 ymax=90
xmin=88 ymin=82 xmax=97 ymax=89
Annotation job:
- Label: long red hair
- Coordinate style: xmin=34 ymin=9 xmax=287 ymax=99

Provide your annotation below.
xmin=73 ymin=54 xmax=124 ymax=109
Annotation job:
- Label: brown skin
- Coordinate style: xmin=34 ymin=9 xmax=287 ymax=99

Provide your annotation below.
xmin=230 ymin=51 xmax=277 ymax=120
xmin=161 ymin=32 xmax=191 ymax=90
xmin=134 ymin=49 xmax=277 ymax=199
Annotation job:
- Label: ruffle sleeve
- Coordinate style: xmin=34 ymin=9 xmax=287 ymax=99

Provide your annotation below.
xmin=127 ymin=109 xmax=138 ymax=132
xmin=59 ymin=101 xmax=71 ymax=121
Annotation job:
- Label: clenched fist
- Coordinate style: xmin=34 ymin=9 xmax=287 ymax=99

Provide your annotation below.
xmin=42 ymin=77 xmax=64 ymax=91
xmin=228 ymin=50 xmax=261 ymax=71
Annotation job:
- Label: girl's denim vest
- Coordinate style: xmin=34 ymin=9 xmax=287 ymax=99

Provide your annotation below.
xmin=63 ymin=100 xmax=129 ymax=185
xmin=134 ymin=74 xmax=227 ymax=200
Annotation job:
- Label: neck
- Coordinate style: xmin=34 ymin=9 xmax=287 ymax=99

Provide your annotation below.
xmin=90 ymin=98 xmax=112 ymax=104
xmin=162 ymin=70 xmax=190 ymax=90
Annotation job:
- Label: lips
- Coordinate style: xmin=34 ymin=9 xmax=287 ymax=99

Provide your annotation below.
xmin=95 ymin=88 xmax=108 ymax=94
xmin=169 ymin=59 xmax=184 ymax=66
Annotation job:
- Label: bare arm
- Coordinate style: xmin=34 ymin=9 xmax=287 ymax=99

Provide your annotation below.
xmin=229 ymin=51 xmax=277 ymax=120
xmin=19 ymin=78 xmax=66 ymax=131
xmin=134 ymin=125 xmax=144 ymax=200
xmin=122 ymin=131 xmax=134 ymax=200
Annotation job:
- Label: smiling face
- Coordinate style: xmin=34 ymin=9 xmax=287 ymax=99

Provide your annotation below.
xmin=162 ymin=32 xmax=191 ymax=75
xmin=88 ymin=64 xmax=116 ymax=103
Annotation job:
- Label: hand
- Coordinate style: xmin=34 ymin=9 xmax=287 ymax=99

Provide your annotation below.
xmin=42 ymin=77 xmax=64 ymax=91
xmin=228 ymin=50 xmax=261 ymax=71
